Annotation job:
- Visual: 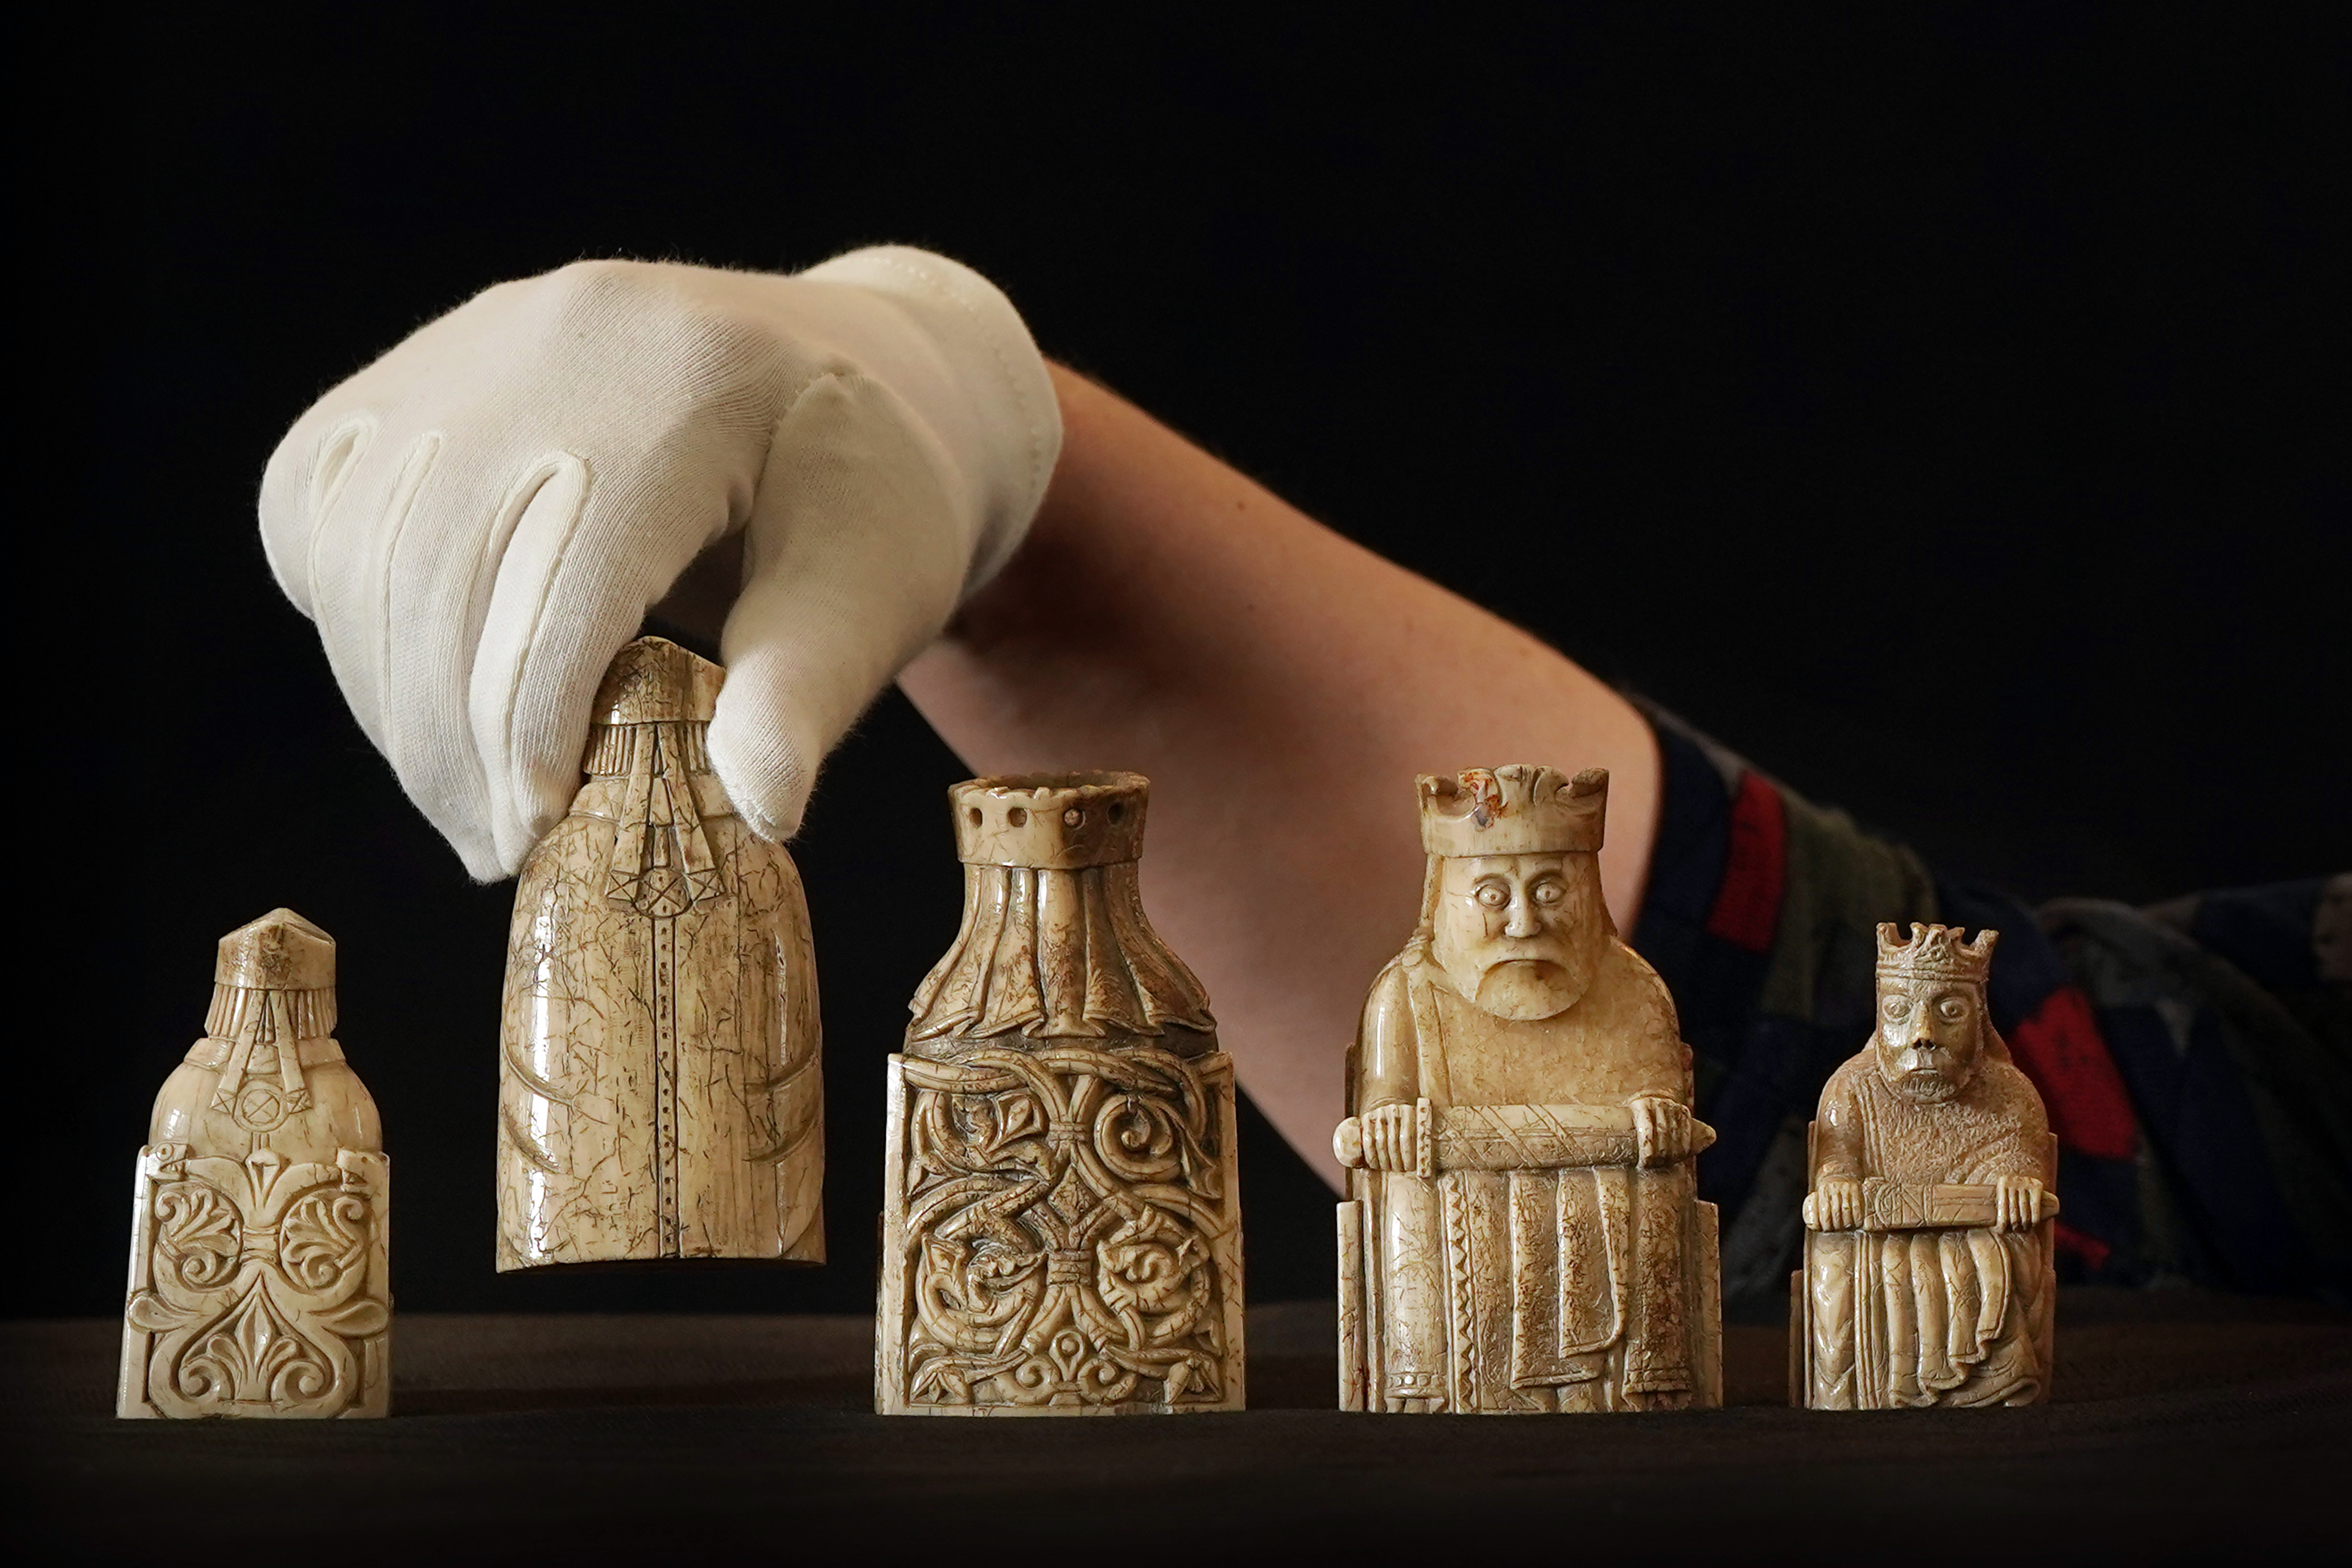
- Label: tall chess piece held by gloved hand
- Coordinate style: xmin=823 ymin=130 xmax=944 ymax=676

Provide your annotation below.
xmin=497 ymin=636 xmax=823 ymax=1268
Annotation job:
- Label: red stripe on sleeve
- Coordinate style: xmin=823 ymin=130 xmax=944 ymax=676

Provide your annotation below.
xmin=2054 ymin=1221 xmax=2112 ymax=1270
xmin=2006 ymin=985 xmax=2139 ymax=1162
xmin=1703 ymin=771 xmax=1786 ymax=955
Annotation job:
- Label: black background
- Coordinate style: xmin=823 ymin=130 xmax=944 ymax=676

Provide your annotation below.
xmin=31 ymin=7 xmax=2344 ymax=1318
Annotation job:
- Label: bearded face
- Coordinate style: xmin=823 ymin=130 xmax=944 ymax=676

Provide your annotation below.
xmin=1873 ymin=979 xmax=1986 ymax=1103
xmin=1430 ymin=852 xmax=1606 ymax=1021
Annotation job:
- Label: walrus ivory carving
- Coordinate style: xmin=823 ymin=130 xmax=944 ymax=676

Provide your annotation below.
xmin=1335 ymin=765 xmax=1723 ymax=1413
xmin=877 ymin=771 xmax=1246 ymax=1414
xmin=119 ymin=910 xmax=390 ymax=1418
xmin=496 ymin=636 xmax=824 ymax=1268
xmin=1794 ymin=923 xmax=2057 ymax=1408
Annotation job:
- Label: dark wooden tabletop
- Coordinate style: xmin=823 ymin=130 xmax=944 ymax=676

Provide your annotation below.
xmin=10 ymin=1289 xmax=2346 ymax=1563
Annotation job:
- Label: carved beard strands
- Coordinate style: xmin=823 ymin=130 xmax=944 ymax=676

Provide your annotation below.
xmin=496 ymin=638 xmax=824 ymax=1269
xmin=119 ymin=910 xmax=391 ymax=1420
xmin=878 ymin=772 xmax=1247 ymax=1416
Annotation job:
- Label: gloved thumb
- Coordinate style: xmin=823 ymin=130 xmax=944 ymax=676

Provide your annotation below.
xmin=707 ymin=372 xmax=972 ymax=841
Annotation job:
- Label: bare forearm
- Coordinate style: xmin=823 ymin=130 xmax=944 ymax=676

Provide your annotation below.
xmin=899 ymin=365 xmax=1659 ymax=1184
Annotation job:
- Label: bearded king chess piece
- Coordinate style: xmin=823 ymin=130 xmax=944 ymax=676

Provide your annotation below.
xmin=497 ymin=637 xmax=823 ymax=1268
xmin=877 ymin=772 xmax=1245 ymax=1415
xmin=1334 ymin=765 xmax=1722 ymax=1413
xmin=118 ymin=910 xmax=390 ymax=1418
xmin=1794 ymin=923 xmax=2058 ymax=1408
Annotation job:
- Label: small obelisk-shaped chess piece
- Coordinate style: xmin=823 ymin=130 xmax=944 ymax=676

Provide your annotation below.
xmin=1334 ymin=765 xmax=1723 ymax=1413
xmin=1794 ymin=923 xmax=2058 ymax=1408
xmin=877 ymin=771 xmax=1246 ymax=1414
xmin=497 ymin=636 xmax=824 ymax=1268
xmin=118 ymin=910 xmax=390 ymax=1418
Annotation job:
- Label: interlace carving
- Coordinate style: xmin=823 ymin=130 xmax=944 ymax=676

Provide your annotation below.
xmin=897 ymin=1043 xmax=1234 ymax=1409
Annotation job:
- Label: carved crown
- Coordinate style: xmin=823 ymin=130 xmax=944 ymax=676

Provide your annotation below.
xmin=1417 ymin=765 xmax=1607 ymax=858
xmin=216 ymin=908 xmax=336 ymax=993
xmin=1875 ymin=922 xmax=1998 ymax=986
xmin=953 ymin=771 xmax=1149 ymax=870
xmin=594 ymin=636 xmax=724 ymax=726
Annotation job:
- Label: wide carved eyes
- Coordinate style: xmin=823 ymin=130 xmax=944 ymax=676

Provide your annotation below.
xmin=1531 ymin=880 xmax=1565 ymax=906
xmin=1882 ymin=995 xmax=1910 ymax=1021
xmin=1937 ymin=996 xmax=1971 ymax=1022
xmin=1475 ymin=883 xmax=1510 ymax=909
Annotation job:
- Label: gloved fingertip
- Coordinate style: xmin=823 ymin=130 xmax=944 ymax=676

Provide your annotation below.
xmin=707 ymin=702 xmax=814 ymax=845
xmin=452 ymin=823 xmax=517 ymax=885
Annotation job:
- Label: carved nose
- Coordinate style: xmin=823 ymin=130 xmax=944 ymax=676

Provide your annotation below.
xmin=1504 ymin=903 xmax=1541 ymax=939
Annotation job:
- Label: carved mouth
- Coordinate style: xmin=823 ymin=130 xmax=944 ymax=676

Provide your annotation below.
xmin=1889 ymin=1070 xmax=1958 ymax=1103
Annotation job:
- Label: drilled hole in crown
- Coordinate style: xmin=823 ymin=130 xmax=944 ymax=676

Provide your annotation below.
xmin=1007 ymin=807 xmax=1028 ymax=827
xmin=1063 ymin=808 xmax=1083 ymax=826
xmin=1108 ymin=803 xmax=1125 ymax=822
xmin=967 ymin=807 xmax=983 ymax=826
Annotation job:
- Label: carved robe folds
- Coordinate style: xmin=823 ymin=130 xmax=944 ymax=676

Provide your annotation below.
xmin=1795 ymin=1065 xmax=2058 ymax=1408
xmin=497 ymin=638 xmax=823 ymax=1268
xmin=119 ymin=911 xmax=390 ymax=1420
xmin=878 ymin=773 xmax=1245 ymax=1415
xmin=1794 ymin=923 xmax=2057 ymax=1409
xmin=1338 ymin=965 xmax=1723 ymax=1412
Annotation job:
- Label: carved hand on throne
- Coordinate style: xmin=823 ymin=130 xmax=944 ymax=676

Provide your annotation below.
xmin=1351 ymin=1102 xmax=1423 ymax=1173
xmin=1628 ymin=1095 xmax=1701 ymax=1167
xmin=1811 ymin=1177 xmax=1865 ymax=1233
xmin=1991 ymin=1174 xmax=2048 ymax=1231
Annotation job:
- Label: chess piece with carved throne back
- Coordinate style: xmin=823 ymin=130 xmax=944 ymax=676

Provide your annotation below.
xmin=1794 ymin=923 xmax=2058 ymax=1408
xmin=119 ymin=910 xmax=390 ymax=1419
xmin=1335 ymin=765 xmax=1723 ymax=1414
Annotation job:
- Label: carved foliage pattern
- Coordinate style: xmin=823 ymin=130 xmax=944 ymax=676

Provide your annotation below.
xmin=896 ymin=1043 xmax=1237 ymax=1409
xmin=124 ymin=1145 xmax=389 ymax=1417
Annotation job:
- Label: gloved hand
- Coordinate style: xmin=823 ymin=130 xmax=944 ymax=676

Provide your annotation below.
xmin=259 ymin=247 xmax=1060 ymax=878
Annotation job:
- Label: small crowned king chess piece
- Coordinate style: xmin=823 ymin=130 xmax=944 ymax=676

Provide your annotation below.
xmin=1335 ymin=765 xmax=1723 ymax=1413
xmin=118 ymin=910 xmax=390 ymax=1419
xmin=496 ymin=637 xmax=823 ymax=1268
xmin=876 ymin=772 xmax=1245 ymax=1415
xmin=1793 ymin=923 xmax=2058 ymax=1409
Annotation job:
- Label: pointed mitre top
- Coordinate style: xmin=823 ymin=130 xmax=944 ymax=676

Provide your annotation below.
xmin=1418 ymin=764 xmax=1607 ymax=858
xmin=216 ymin=908 xmax=336 ymax=993
xmin=952 ymin=771 xmax=1149 ymax=870
xmin=593 ymin=636 xmax=725 ymax=726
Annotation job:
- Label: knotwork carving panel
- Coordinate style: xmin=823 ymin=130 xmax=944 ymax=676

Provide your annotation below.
xmin=884 ymin=1044 xmax=1241 ymax=1412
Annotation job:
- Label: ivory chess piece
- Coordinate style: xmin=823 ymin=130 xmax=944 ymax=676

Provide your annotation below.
xmin=877 ymin=772 xmax=1245 ymax=1415
xmin=1793 ymin=923 xmax=2058 ymax=1408
xmin=118 ymin=910 xmax=390 ymax=1419
xmin=1335 ymin=766 xmax=1723 ymax=1413
xmin=497 ymin=637 xmax=824 ymax=1268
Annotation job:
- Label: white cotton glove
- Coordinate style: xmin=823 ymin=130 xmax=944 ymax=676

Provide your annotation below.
xmin=258 ymin=247 xmax=1061 ymax=879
